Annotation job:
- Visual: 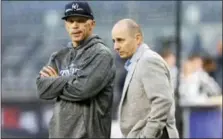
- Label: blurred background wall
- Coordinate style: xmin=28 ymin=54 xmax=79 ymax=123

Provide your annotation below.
xmin=1 ymin=1 xmax=222 ymax=138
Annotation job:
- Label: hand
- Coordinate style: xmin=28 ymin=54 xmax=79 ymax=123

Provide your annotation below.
xmin=40 ymin=66 xmax=58 ymax=77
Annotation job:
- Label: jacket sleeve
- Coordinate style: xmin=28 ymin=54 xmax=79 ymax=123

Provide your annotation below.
xmin=199 ymin=70 xmax=221 ymax=96
xmin=137 ymin=58 xmax=173 ymax=138
xmin=60 ymin=51 xmax=115 ymax=101
xmin=36 ymin=52 xmax=69 ymax=100
xmin=36 ymin=76 xmax=69 ymax=100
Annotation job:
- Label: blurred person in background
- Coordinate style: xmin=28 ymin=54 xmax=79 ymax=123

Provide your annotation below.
xmin=112 ymin=19 xmax=179 ymax=139
xmin=203 ymin=57 xmax=217 ymax=78
xmin=160 ymin=48 xmax=178 ymax=89
xmin=214 ymin=40 xmax=222 ymax=90
xmin=36 ymin=1 xmax=116 ymax=138
xmin=180 ymin=54 xmax=221 ymax=102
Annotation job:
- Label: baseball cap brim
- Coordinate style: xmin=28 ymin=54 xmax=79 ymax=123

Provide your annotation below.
xmin=61 ymin=14 xmax=93 ymax=20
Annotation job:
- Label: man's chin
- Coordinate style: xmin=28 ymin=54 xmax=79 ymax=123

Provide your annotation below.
xmin=119 ymin=55 xmax=129 ymax=59
xmin=73 ymin=38 xmax=83 ymax=42
xmin=72 ymin=36 xmax=84 ymax=41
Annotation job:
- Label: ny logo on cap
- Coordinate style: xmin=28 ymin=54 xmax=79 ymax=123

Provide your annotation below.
xmin=65 ymin=3 xmax=83 ymax=13
xmin=72 ymin=3 xmax=78 ymax=9
xmin=72 ymin=3 xmax=83 ymax=11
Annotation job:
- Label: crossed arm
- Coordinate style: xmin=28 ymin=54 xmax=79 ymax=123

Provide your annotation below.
xmin=36 ymin=65 xmax=67 ymax=100
xmin=36 ymin=52 xmax=115 ymax=101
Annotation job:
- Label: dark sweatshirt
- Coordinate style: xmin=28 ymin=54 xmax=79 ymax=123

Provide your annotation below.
xmin=36 ymin=35 xmax=116 ymax=138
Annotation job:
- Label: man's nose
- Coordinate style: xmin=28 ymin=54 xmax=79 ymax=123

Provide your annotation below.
xmin=114 ymin=43 xmax=120 ymax=51
xmin=71 ymin=21 xmax=78 ymax=28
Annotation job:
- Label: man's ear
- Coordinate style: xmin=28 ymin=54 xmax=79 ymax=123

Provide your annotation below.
xmin=64 ymin=21 xmax=69 ymax=33
xmin=91 ymin=20 xmax=96 ymax=27
xmin=135 ymin=33 xmax=142 ymax=45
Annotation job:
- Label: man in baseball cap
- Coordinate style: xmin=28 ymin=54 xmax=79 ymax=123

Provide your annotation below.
xmin=36 ymin=1 xmax=115 ymax=138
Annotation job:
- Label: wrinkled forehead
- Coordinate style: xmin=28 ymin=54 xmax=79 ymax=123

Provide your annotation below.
xmin=65 ymin=16 xmax=91 ymax=21
xmin=112 ymin=24 xmax=131 ymax=38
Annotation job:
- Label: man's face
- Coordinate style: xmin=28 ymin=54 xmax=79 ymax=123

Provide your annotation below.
xmin=112 ymin=26 xmax=139 ymax=59
xmin=193 ymin=57 xmax=203 ymax=71
xmin=217 ymin=40 xmax=222 ymax=56
xmin=65 ymin=16 xmax=95 ymax=43
xmin=166 ymin=54 xmax=176 ymax=68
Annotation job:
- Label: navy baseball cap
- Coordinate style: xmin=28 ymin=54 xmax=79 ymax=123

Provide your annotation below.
xmin=62 ymin=1 xmax=94 ymax=20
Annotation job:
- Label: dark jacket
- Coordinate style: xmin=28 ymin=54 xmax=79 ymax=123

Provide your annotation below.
xmin=36 ymin=35 xmax=116 ymax=138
